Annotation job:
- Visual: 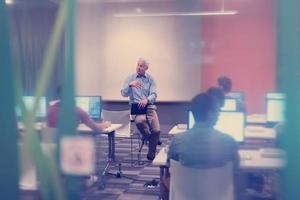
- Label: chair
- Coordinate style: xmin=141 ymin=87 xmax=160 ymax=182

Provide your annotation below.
xmin=102 ymin=109 xmax=131 ymax=138
xmin=169 ymin=159 xmax=234 ymax=200
xmin=101 ymin=109 xmax=144 ymax=166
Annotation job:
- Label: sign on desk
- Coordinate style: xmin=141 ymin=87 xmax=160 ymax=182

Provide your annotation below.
xmin=60 ymin=136 xmax=95 ymax=175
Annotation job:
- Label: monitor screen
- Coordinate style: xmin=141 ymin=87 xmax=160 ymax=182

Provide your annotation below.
xmin=214 ymin=111 xmax=245 ymax=142
xmin=75 ymin=96 xmax=102 ymax=120
xmin=187 ymin=110 xmax=245 ymax=142
xmin=221 ymin=98 xmax=237 ymax=111
xmin=16 ymin=96 xmax=47 ymax=118
xmin=266 ymin=93 xmax=285 ymax=123
xmin=187 ymin=110 xmax=195 ymax=130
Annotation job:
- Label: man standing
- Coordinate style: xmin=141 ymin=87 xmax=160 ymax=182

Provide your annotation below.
xmin=121 ymin=58 xmax=160 ymax=160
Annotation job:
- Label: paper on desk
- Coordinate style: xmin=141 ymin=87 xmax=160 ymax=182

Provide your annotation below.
xmin=60 ymin=136 xmax=95 ymax=175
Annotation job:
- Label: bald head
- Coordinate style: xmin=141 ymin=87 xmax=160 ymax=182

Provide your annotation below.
xmin=136 ymin=58 xmax=149 ymax=76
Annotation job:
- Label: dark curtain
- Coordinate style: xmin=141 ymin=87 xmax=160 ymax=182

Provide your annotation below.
xmin=8 ymin=2 xmax=64 ymax=97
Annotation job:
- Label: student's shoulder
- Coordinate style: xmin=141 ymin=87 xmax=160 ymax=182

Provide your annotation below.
xmin=172 ymin=131 xmax=188 ymax=142
xmin=214 ymin=129 xmax=236 ymax=143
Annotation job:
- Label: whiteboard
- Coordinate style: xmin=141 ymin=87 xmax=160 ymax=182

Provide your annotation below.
xmin=75 ymin=3 xmax=202 ymax=101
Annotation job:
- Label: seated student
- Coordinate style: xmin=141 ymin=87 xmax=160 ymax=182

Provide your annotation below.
xmin=162 ymin=93 xmax=240 ymax=199
xmin=47 ymin=86 xmax=110 ymax=132
xmin=206 ymin=86 xmax=225 ymax=108
xmin=217 ymin=75 xmax=246 ymax=112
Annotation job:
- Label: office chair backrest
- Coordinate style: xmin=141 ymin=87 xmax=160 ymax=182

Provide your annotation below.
xmin=102 ymin=109 xmax=131 ymax=137
xmin=169 ymin=159 xmax=234 ymax=200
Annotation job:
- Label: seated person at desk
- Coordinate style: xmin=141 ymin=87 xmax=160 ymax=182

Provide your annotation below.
xmin=206 ymin=86 xmax=225 ymax=107
xmin=163 ymin=93 xmax=240 ymax=198
xmin=121 ymin=58 xmax=161 ymax=161
xmin=47 ymin=86 xmax=110 ymax=132
xmin=217 ymin=75 xmax=246 ymax=112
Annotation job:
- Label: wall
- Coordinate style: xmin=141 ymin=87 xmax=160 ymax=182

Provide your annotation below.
xmin=200 ymin=0 xmax=276 ymax=114
xmin=76 ymin=2 xmax=202 ymax=101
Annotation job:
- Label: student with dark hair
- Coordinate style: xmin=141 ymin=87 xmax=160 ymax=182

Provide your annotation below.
xmin=168 ymin=93 xmax=239 ymax=167
xmin=217 ymin=76 xmax=246 ymax=112
xmin=161 ymin=93 xmax=240 ymax=199
xmin=218 ymin=76 xmax=232 ymax=94
xmin=206 ymin=86 xmax=225 ymax=108
xmin=47 ymin=85 xmax=110 ymax=132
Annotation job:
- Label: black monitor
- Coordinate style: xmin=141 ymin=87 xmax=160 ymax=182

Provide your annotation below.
xmin=266 ymin=93 xmax=285 ymax=125
xmin=187 ymin=110 xmax=245 ymax=142
xmin=16 ymin=96 xmax=47 ymax=118
xmin=75 ymin=96 xmax=102 ymax=121
xmin=228 ymin=91 xmax=245 ymax=102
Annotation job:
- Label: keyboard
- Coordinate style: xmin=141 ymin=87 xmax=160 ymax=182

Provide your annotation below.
xmin=246 ymin=126 xmax=265 ymax=133
xmin=260 ymin=148 xmax=285 ymax=158
xmin=177 ymin=124 xmax=187 ymax=129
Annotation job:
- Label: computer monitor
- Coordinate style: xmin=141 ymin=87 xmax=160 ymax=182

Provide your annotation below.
xmin=16 ymin=96 xmax=47 ymax=118
xmin=266 ymin=93 xmax=285 ymax=124
xmin=187 ymin=110 xmax=195 ymax=130
xmin=75 ymin=96 xmax=102 ymax=120
xmin=187 ymin=110 xmax=245 ymax=142
xmin=214 ymin=111 xmax=245 ymax=142
xmin=228 ymin=92 xmax=245 ymax=102
xmin=221 ymin=98 xmax=237 ymax=111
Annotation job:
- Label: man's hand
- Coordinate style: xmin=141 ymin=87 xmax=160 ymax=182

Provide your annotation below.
xmin=98 ymin=121 xmax=111 ymax=130
xmin=129 ymin=80 xmax=142 ymax=88
xmin=138 ymin=99 xmax=148 ymax=109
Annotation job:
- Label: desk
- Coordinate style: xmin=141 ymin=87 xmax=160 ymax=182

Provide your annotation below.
xmin=18 ymin=122 xmax=45 ymax=132
xmin=246 ymin=114 xmax=267 ymax=124
xmin=153 ymin=146 xmax=285 ymax=175
xmin=169 ymin=124 xmax=276 ymax=140
xmin=78 ymin=124 xmax=122 ymax=163
xmin=19 ymin=123 xmax=122 ymax=190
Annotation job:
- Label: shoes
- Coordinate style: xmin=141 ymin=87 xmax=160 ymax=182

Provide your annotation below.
xmin=157 ymin=140 xmax=162 ymax=145
xmin=141 ymin=135 xmax=149 ymax=144
xmin=147 ymin=154 xmax=155 ymax=161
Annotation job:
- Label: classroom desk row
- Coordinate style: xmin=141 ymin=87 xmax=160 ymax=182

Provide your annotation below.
xmin=18 ymin=122 xmax=122 ymax=191
xmin=153 ymin=146 xmax=286 ymax=170
xmin=169 ymin=124 xmax=276 ymax=139
xmin=164 ymin=123 xmax=283 ymax=169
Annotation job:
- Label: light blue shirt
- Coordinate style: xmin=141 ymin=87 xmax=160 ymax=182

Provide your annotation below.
xmin=121 ymin=73 xmax=157 ymax=104
xmin=168 ymin=122 xmax=239 ymax=168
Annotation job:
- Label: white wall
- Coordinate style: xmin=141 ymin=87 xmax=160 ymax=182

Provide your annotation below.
xmin=76 ymin=3 xmax=202 ymax=101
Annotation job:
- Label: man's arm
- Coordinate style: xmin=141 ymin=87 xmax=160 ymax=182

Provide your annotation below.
xmin=85 ymin=119 xmax=111 ymax=133
xmin=147 ymin=76 xmax=157 ymax=104
xmin=77 ymin=107 xmax=110 ymax=132
xmin=121 ymin=76 xmax=137 ymax=97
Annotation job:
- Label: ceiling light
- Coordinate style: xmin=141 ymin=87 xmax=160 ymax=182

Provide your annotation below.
xmin=114 ymin=10 xmax=238 ymax=18
xmin=5 ymin=0 xmax=13 ymax=5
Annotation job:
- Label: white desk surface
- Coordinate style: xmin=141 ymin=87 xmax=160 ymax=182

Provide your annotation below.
xmin=169 ymin=124 xmax=187 ymax=135
xmin=18 ymin=122 xmax=122 ymax=134
xmin=246 ymin=114 xmax=267 ymax=124
xmin=153 ymin=147 xmax=285 ymax=170
xmin=169 ymin=124 xmax=276 ymax=139
xmin=239 ymin=149 xmax=285 ymax=169
xmin=19 ymin=124 xmax=122 ymax=190
xmin=78 ymin=123 xmax=122 ymax=133
xmin=18 ymin=122 xmax=45 ymax=131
